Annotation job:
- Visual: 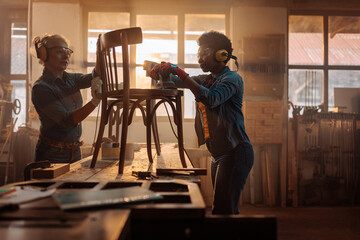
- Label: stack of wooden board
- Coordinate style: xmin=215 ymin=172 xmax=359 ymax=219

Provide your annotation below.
xmin=243 ymin=100 xmax=283 ymax=144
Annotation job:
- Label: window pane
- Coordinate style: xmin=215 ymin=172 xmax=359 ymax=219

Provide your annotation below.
xmin=329 ymin=16 xmax=360 ymax=66
xmin=88 ymin=12 xmax=130 ymax=62
xmin=11 ymin=22 xmax=27 ymax=74
xmin=329 ymin=70 xmax=360 ymax=112
xmin=184 ymin=68 xmax=204 ymax=119
xmin=10 ymin=80 xmax=26 ymax=131
xmin=185 ymin=14 xmax=225 ymax=64
xmin=289 ymin=15 xmax=323 ymax=65
xmin=136 ymin=66 xmax=151 ymax=89
xmin=288 ymin=69 xmax=323 ymax=112
xmin=136 ymin=15 xmax=177 ymax=64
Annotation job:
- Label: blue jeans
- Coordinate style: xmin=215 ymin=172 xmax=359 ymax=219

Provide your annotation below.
xmin=211 ymin=143 xmax=254 ymax=214
xmin=35 ymin=140 xmax=81 ymax=164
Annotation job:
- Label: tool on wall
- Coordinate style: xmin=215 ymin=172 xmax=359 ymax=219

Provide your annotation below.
xmin=0 ymin=117 xmax=17 ymax=184
xmin=0 ymin=83 xmax=21 ymax=132
xmin=304 ymin=70 xmax=319 ymax=114
xmin=295 ymin=112 xmax=359 ymax=205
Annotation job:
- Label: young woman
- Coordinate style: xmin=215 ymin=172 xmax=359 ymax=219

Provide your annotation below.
xmin=150 ymin=31 xmax=254 ymax=214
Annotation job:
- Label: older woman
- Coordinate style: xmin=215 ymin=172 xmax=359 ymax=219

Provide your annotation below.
xmin=32 ymin=34 xmax=102 ymax=163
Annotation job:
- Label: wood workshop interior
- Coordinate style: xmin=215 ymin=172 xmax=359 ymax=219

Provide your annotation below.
xmin=0 ymin=0 xmax=359 ymax=239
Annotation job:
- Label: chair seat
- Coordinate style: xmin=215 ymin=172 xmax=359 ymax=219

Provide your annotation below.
xmin=107 ymin=88 xmax=183 ymax=99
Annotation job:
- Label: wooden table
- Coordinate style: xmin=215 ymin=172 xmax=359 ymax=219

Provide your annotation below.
xmin=0 ymin=207 xmax=131 ymax=240
xmin=0 ymin=179 xmax=206 ymax=240
xmin=0 ymin=144 xmax=277 ymax=240
xmin=0 ymin=144 xmax=207 ymax=239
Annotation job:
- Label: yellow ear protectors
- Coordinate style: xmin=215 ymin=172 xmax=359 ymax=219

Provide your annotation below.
xmin=215 ymin=49 xmax=229 ymax=62
xmin=215 ymin=49 xmax=239 ymax=71
xmin=35 ymin=38 xmax=48 ymax=62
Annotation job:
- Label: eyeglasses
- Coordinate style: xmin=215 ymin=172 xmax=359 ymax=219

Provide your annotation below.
xmin=197 ymin=48 xmax=212 ymax=60
xmin=48 ymin=46 xmax=73 ymax=56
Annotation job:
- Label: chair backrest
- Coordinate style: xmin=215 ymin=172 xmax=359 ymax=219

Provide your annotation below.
xmin=97 ymin=27 xmax=143 ymax=96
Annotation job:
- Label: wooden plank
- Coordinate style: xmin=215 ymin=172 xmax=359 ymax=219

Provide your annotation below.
xmin=249 ymin=167 xmax=255 ymax=205
xmin=156 ymin=168 xmax=207 ymax=176
xmin=53 ymin=157 xmax=116 ymax=182
xmin=265 ymin=147 xmax=276 ymax=206
xmin=32 ymin=164 xmax=70 ymax=179
xmin=288 ymin=120 xmax=298 ymax=207
xmin=261 ymin=148 xmax=270 ymax=206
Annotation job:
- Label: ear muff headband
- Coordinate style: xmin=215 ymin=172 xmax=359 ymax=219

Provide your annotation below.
xmin=35 ymin=39 xmax=48 ymax=62
xmin=215 ymin=49 xmax=239 ymax=71
xmin=215 ymin=49 xmax=229 ymax=62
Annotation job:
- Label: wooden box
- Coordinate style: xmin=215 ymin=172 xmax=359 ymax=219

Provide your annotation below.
xmin=31 ymin=164 xmax=70 ymax=179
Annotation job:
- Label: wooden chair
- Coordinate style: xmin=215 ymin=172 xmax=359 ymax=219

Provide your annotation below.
xmin=90 ymin=27 xmax=187 ymax=173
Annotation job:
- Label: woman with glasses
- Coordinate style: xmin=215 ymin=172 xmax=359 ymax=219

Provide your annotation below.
xmin=31 ymin=34 xmax=102 ymax=164
xmin=150 ymin=31 xmax=254 ymax=215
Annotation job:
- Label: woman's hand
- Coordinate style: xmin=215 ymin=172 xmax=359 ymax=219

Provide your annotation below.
xmin=90 ymin=77 xmax=102 ymax=106
xmin=149 ymin=62 xmax=188 ymax=80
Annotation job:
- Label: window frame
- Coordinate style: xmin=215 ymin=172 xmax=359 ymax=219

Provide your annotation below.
xmin=288 ymin=10 xmax=360 ymax=112
xmin=0 ymin=9 xmax=28 ymax=130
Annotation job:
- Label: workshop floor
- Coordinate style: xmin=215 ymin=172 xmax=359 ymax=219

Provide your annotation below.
xmin=237 ymin=204 xmax=360 ymax=240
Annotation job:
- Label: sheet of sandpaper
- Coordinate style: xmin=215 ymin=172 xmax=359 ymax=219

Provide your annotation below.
xmin=52 ymin=186 xmax=163 ymax=210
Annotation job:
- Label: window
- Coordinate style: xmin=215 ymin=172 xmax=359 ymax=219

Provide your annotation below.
xmin=10 ymin=20 xmax=27 ymax=131
xmin=288 ymin=69 xmax=323 ymax=108
xmin=329 ymin=16 xmax=360 ymax=66
xmin=329 ymin=70 xmax=360 ymax=111
xmin=11 ymin=23 xmax=27 ymax=75
xmin=288 ymin=13 xmax=360 ymax=114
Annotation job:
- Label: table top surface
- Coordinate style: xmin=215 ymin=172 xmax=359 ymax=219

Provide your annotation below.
xmin=54 ymin=143 xmax=199 ymax=182
xmin=0 ymin=144 xmax=208 ymax=240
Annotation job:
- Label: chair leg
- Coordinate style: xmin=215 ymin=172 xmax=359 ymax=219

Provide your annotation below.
xmin=146 ymin=100 xmax=154 ymax=164
xmin=151 ymin=109 xmax=161 ymax=155
xmin=152 ymin=118 xmax=161 ymax=155
xmin=108 ymin=107 xmax=114 ymax=139
xmin=115 ymin=106 xmax=121 ymax=142
xmin=90 ymin=114 xmax=107 ymax=168
xmin=118 ymin=104 xmax=130 ymax=174
xmin=176 ymin=95 xmax=187 ymax=168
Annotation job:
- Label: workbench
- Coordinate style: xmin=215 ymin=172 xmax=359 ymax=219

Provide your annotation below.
xmin=0 ymin=143 xmax=277 ymax=240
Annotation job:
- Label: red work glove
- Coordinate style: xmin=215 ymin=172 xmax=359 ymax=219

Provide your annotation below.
xmin=149 ymin=63 xmax=162 ymax=80
xmin=168 ymin=63 xmax=189 ymax=80
xmin=149 ymin=62 xmax=189 ymax=80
